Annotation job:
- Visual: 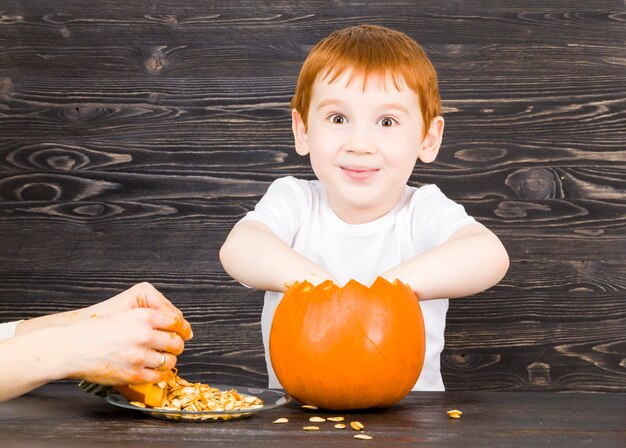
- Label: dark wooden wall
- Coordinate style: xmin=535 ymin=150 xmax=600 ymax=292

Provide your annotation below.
xmin=1 ymin=1 xmax=624 ymax=392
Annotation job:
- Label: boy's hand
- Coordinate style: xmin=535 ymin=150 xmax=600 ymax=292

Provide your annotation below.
xmin=221 ymin=220 xmax=338 ymax=292
xmin=380 ymin=223 xmax=509 ymax=300
xmin=303 ymin=272 xmax=340 ymax=287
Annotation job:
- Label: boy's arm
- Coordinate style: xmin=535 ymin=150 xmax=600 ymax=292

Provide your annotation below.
xmin=381 ymin=223 xmax=509 ymax=300
xmin=220 ymin=220 xmax=336 ymax=292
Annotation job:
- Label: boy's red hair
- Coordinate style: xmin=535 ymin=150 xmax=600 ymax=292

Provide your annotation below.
xmin=291 ymin=24 xmax=442 ymax=137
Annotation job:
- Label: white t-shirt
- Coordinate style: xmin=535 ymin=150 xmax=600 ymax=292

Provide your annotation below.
xmin=240 ymin=176 xmax=476 ymax=391
xmin=0 ymin=320 xmax=22 ymax=341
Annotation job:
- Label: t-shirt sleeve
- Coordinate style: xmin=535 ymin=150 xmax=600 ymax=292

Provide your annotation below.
xmin=238 ymin=176 xmax=307 ymax=246
xmin=0 ymin=320 xmax=22 ymax=341
xmin=410 ymin=185 xmax=476 ymax=251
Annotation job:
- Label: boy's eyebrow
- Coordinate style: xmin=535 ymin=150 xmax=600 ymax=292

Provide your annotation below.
xmin=379 ymin=103 xmax=410 ymax=115
xmin=316 ymin=100 xmax=410 ymax=115
xmin=316 ymin=99 xmax=346 ymax=110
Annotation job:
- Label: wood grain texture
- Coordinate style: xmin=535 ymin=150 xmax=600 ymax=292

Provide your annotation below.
xmin=1 ymin=0 xmax=625 ymax=392
xmin=0 ymin=384 xmax=626 ymax=448
xmin=2 ymin=384 xmax=625 ymax=448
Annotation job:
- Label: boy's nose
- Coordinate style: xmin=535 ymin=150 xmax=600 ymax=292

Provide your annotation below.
xmin=346 ymin=126 xmax=375 ymax=154
xmin=347 ymin=141 xmax=374 ymax=154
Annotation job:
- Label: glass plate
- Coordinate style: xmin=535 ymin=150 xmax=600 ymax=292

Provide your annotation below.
xmin=105 ymin=385 xmax=290 ymax=422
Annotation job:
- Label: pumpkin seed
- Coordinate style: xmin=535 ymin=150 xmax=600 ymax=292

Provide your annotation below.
xmin=327 ymin=416 xmax=345 ymax=422
xmin=350 ymin=421 xmax=365 ymax=431
xmin=354 ymin=434 xmax=373 ymax=440
xmin=303 ymin=426 xmax=320 ymax=431
xmin=272 ymin=418 xmax=289 ymax=424
xmin=309 ymin=416 xmax=326 ymax=422
xmin=122 ymin=368 xmax=264 ymax=420
xmin=334 ymin=423 xmax=346 ymax=429
xmin=301 ymin=404 xmax=318 ymax=410
xmin=447 ymin=409 xmax=462 ymax=419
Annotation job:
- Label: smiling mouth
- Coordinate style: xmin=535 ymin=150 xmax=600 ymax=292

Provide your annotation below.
xmin=341 ymin=166 xmax=379 ymax=180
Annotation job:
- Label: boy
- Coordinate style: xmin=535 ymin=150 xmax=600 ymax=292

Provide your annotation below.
xmin=220 ymin=24 xmax=509 ymax=391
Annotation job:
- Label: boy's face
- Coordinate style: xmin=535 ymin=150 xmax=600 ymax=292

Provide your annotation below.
xmin=292 ymin=71 xmax=443 ymax=224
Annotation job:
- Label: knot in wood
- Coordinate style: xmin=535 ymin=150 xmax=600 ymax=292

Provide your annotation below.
xmin=0 ymin=77 xmax=12 ymax=97
xmin=63 ymin=107 xmax=98 ymax=120
xmin=47 ymin=155 xmax=79 ymax=170
xmin=145 ymin=49 xmax=166 ymax=73
xmin=16 ymin=182 xmax=62 ymax=202
xmin=527 ymin=362 xmax=552 ymax=388
xmin=506 ymin=168 xmax=561 ymax=199
xmin=73 ymin=203 xmax=106 ymax=217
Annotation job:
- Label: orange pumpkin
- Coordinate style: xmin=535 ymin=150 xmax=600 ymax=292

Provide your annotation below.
xmin=114 ymin=382 xmax=165 ymax=407
xmin=269 ymin=276 xmax=425 ymax=410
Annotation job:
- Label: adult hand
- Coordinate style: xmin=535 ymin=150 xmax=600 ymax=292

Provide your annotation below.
xmin=85 ymin=282 xmax=190 ymax=327
xmin=15 ymin=282 xmax=193 ymax=343
xmin=0 ymin=283 xmax=193 ymax=402
xmin=63 ymin=306 xmax=191 ymax=385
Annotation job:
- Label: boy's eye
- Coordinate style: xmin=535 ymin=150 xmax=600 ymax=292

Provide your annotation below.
xmin=378 ymin=117 xmax=396 ymax=127
xmin=328 ymin=114 xmax=346 ymax=124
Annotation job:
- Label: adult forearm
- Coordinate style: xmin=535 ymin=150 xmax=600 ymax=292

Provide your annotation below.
xmin=382 ymin=226 xmax=509 ymax=300
xmin=15 ymin=308 xmax=88 ymax=336
xmin=0 ymin=328 xmax=69 ymax=402
xmin=220 ymin=222 xmax=335 ymax=292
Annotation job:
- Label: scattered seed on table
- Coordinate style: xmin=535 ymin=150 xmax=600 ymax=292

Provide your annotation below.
xmin=309 ymin=416 xmax=326 ymax=422
xmin=354 ymin=434 xmax=373 ymax=440
xmin=327 ymin=416 xmax=345 ymax=422
xmin=350 ymin=421 xmax=365 ymax=431
xmin=273 ymin=417 xmax=289 ymax=424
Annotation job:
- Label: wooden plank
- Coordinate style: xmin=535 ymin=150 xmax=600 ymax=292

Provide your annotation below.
xmin=1 ymin=86 xmax=624 ymax=144
xmin=0 ymin=219 xmax=625 ymax=263
xmin=1 ymin=4 xmax=624 ymax=49
xmin=0 ymin=265 xmax=623 ymax=391
xmin=1 ymin=266 xmax=624 ymax=317
xmin=1 ymin=42 xmax=625 ymax=77
xmin=2 ymin=384 xmax=625 ymax=447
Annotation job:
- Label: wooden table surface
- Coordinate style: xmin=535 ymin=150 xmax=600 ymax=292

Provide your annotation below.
xmin=0 ymin=383 xmax=623 ymax=447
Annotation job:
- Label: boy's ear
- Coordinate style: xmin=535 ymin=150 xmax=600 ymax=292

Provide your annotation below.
xmin=292 ymin=109 xmax=310 ymax=156
xmin=417 ymin=116 xmax=444 ymax=163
